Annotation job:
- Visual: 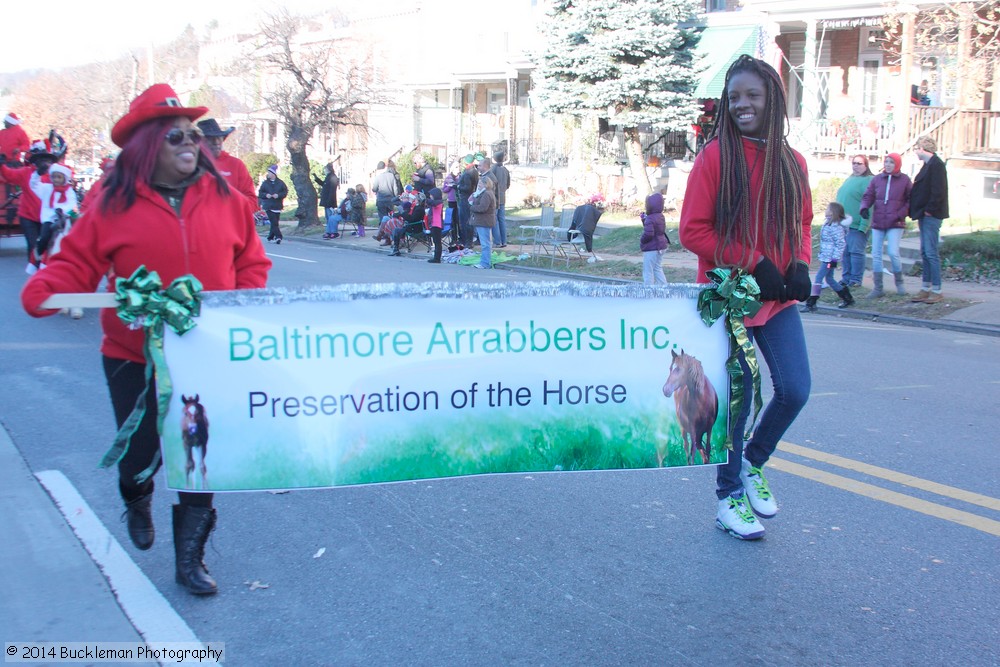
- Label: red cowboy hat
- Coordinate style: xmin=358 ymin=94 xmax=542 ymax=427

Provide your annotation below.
xmin=110 ymin=83 xmax=208 ymax=147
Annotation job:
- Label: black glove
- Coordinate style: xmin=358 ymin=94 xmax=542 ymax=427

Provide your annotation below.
xmin=752 ymin=257 xmax=786 ymax=302
xmin=860 ymin=207 xmax=870 ymax=220
xmin=827 ymin=260 xmax=838 ymax=269
xmin=785 ymin=261 xmax=812 ymax=302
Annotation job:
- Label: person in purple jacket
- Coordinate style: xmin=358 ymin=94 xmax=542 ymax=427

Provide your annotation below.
xmin=639 ymin=192 xmax=669 ymax=284
xmin=860 ymin=152 xmax=911 ymax=297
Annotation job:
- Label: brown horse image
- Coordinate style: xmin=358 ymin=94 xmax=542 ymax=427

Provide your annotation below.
xmin=180 ymin=394 xmax=209 ymax=489
xmin=661 ymin=349 xmax=719 ymax=466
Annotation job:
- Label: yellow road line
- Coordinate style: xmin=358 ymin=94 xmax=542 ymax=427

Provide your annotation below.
xmin=777 ymin=441 xmax=1000 ymax=512
xmin=767 ymin=457 xmax=1000 ymax=537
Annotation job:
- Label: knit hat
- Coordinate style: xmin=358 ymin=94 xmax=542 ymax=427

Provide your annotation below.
xmin=111 ymin=83 xmax=208 ymax=147
xmin=462 ymin=154 xmax=475 ymax=165
xmin=885 ymin=152 xmax=903 ymax=175
xmin=4 ymin=113 xmax=20 ymax=125
xmin=48 ymin=163 xmax=73 ymax=182
xmin=267 ymin=164 xmax=279 ymax=175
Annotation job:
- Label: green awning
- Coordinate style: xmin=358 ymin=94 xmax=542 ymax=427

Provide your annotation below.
xmin=693 ymin=25 xmax=759 ymax=99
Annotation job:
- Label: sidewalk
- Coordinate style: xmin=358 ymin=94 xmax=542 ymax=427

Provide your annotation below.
xmin=0 ymin=425 xmax=145 ymax=644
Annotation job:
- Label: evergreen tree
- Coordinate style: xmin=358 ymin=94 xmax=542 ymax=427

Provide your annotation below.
xmin=534 ymin=0 xmax=703 ymax=199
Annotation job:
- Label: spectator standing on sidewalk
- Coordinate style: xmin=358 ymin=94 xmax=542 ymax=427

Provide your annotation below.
xmin=860 ymin=153 xmax=911 ymax=297
xmin=639 ymin=191 xmax=669 ymax=285
xmin=457 ymin=155 xmax=479 ymax=247
xmin=258 ymin=164 xmax=287 ymax=243
xmin=679 ymin=55 xmax=813 ymax=541
xmin=469 ymin=165 xmax=496 ymax=269
xmin=490 ymin=151 xmax=511 ymax=247
xmin=801 ymin=201 xmax=853 ymax=311
xmin=909 ymin=136 xmax=949 ymax=304
xmin=371 ymin=161 xmax=399 ymax=222
xmin=836 ymin=154 xmax=873 ymax=287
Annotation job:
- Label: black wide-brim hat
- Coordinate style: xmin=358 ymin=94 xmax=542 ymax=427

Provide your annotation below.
xmin=196 ymin=118 xmax=235 ymax=138
xmin=26 ymin=141 xmax=57 ymax=164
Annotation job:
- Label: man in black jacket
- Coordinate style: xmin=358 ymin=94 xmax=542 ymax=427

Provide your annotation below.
xmin=908 ymin=136 xmax=949 ymax=304
xmin=456 ymin=155 xmax=479 ymax=247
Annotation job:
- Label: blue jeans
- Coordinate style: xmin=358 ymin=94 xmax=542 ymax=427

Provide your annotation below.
xmin=492 ymin=206 xmax=507 ymax=246
xmin=841 ymin=229 xmax=868 ymax=285
xmin=813 ymin=260 xmax=844 ymax=291
xmin=457 ymin=198 xmax=473 ymax=246
xmin=870 ymin=227 xmax=903 ymax=274
xmin=475 ymin=226 xmax=493 ymax=267
xmin=918 ymin=216 xmax=942 ymax=289
xmin=717 ymin=305 xmax=811 ymax=499
xmin=325 ymin=208 xmax=341 ymax=235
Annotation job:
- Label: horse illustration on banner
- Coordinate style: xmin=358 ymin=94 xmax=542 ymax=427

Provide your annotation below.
xmin=180 ymin=394 xmax=210 ymax=489
xmin=661 ymin=349 xmax=719 ymax=466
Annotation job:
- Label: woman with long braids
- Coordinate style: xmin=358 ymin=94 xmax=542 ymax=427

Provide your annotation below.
xmin=679 ymin=55 xmax=813 ymax=540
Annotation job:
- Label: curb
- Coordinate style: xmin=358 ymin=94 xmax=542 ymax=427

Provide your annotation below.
xmin=811 ymin=304 xmax=1000 ymax=337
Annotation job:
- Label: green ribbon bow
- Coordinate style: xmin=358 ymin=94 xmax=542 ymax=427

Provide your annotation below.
xmin=696 ymin=268 xmax=764 ymax=450
xmin=100 ymin=266 xmax=202 ymax=483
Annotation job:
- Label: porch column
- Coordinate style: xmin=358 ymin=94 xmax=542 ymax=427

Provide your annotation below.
xmin=800 ymin=18 xmax=819 ymax=153
xmin=507 ymin=77 xmax=517 ymax=163
xmin=893 ymin=12 xmax=915 ymax=150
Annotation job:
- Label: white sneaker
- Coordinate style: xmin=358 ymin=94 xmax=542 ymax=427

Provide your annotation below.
xmin=740 ymin=457 xmax=778 ymax=518
xmin=69 ymin=307 xmax=84 ymax=320
xmin=25 ymin=262 xmax=37 ymax=275
xmin=716 ymin=491 xmax=765 ymax=540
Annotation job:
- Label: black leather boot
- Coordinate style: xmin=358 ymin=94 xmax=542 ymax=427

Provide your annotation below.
xmin=173 ymin=504 xmax=218 ymax=595
xmin=799 ymin=295 xmax=819 ymax=313
xmin=123 ymin=493 xmax=155 ymax=550
xmin=836 ymin=286 xmax=855 ymax=309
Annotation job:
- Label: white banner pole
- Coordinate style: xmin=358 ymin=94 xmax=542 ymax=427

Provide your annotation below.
xmin=41 ymin=293 xmax=118 ymax=309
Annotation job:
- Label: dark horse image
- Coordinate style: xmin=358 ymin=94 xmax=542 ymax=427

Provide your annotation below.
xmin=661 ymin=349 xmax=719 ymax=466
xmin=180 ymin=394 xmax=209 ymax=489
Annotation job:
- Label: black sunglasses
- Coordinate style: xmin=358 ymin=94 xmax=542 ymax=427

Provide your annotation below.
xmin=852 ymin=161 xmax=865 ymax=166
xmin=164 ymin=128 xmax=204 ymax=146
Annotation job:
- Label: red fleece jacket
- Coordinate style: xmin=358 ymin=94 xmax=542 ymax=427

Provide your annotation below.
xmin=21 ymin=173 xmax=271 ymax=363
xmin=0 ymin=163 xmax=45 ymax=221
xmin=214 ymin=151 xmax=257 ymax=206
xmin=679 ymin=137 xmax=813 ymax=327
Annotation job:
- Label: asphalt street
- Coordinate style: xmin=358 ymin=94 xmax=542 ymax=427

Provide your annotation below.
xmin=2 ymin=238 xmax=998 ymax=666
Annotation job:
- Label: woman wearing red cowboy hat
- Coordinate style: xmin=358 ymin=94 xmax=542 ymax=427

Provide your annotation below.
xmin=21 ymin=83 xmax=271 ymax=596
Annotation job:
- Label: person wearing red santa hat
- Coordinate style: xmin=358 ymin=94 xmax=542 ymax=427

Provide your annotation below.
xmin=0 ymin=113 xmax=31 ymax=165
xmin=0 ymin=140 xmax=58 ymax=272
xmin=21 ymin=83 xmax=271 ymax=596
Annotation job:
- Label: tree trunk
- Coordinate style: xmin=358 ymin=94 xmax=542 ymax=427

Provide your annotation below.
xmin=286 ymin=127 xmax=320 ymax=229
xmin=623 ymin=126 xmax=651 ymax=202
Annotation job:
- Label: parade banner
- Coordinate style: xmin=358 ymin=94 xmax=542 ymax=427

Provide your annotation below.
xmin=157 ymin=282 xmax=731 ymax=491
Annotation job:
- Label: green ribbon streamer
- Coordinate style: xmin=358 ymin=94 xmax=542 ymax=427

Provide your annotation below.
xmin=696 ymin=268 xmax=764 ymax=450
xmin=100 ymin=266 xmax=202 ymax=483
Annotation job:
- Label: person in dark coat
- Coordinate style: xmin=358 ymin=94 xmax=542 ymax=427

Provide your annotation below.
xmin=568 ymin=196 xmax=604 ymax=257
xmin=257 ymin=164 xmax=287 ymax=243
xmin=313 ymin=161 xmax=340 ymax=236
xmin=908 ymin=136 xmax=949 ymax=304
